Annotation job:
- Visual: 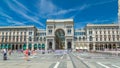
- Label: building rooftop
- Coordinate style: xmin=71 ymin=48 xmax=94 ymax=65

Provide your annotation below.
xmin=86 ymin=23 xmax=118 ymax=27
xmin=0 ymin=25 xmax=35 ymax=29
xmin=47 ymin=19 xmax=73 ymax=22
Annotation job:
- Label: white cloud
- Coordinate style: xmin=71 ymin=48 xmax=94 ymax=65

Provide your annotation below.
xmin=39 ymin=0 xmax=57 ymax=15
xmin=5 ymin=0 xmax=45 ymax=27
xmin=6 ymin=19 xmax=25 ymax=25
xmin=38 ymin=0 xmax=89 ymax=18
xmin=13 ymin=0 xmax=31 ymax=13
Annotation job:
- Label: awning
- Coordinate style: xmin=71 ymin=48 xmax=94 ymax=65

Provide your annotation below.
xmin=5 ymin=44 xmax=9 ymax=49
xmin=23 ymin=44 xmax=26 ymax=50
xmin=42 ymin=44 xmax=45 ymax=48
xmin=8 ymin=44 xmax=12 ymax=49
xmin=34 ymin=44 xmax=37 ymax=48
xmin=2 ymin=44 xmax=5 ymax=49
xmin=38 ymin=44 xmax=41 ymax=48
xmin=28 ymin=44 xmax=32 ymax=48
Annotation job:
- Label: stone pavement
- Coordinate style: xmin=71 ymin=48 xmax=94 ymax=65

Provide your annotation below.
xmin=0 ymin=52 xmax=74 ymax=68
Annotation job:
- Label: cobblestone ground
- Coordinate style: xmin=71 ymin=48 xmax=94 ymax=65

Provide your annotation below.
xmin=1 ymin=51 xmax=120 ymax=68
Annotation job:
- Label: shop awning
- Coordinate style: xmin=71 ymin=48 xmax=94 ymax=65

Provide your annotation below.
xmin=2 ymin=44 xmax=5 ymax=49
xmin=28 ymin=44 xmax=32 ymax=47
xmin=38 ymin=44 xmax=41 ymax=48
xmin=8 ymin=44 xmax=12 ymax=49
xmin=42 ymin=44 xmax=45 ymax=48
xmin=34 ymin=44 xmax=37 ymax=48
xmin=23 ymin=44 xmax=26 ymax=50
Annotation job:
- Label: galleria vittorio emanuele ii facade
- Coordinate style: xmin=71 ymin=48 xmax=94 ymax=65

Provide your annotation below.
xmin=0 ymin=19 xmax=120 ymax=51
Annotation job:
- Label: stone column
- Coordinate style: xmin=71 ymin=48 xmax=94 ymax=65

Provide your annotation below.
xmin=65 ymin=39 xmax=67 ymax=50
xmin=87 ymin=43 xmax=90 ymax=51
xmin=32 ymin=43 xmax=34 ymax=50
xmin=72 ymin=38 xmax=74 ymax=51
xmin=26 ymin=43 xmax=28 ymax=49
xmin=52 ymin=38 xmax=55 ymax=50
xmin=14 ymin=44 xmax=16 ymax=50
xmin=45 ymin=39 xmax=48 ymax=51
xmin=93 ymin=43 xmax=96 ymax=51
xmin=18 ymin=44 xmax=20 ymax=50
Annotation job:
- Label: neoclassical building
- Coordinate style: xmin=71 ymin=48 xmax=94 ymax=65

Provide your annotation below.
xmin=0 ymin=19 xmax=120 ymax=51
xmin=85 ymin=24 xmax=120 ymax=51
xmin=46 ymin=19 xmax=74 ymax=50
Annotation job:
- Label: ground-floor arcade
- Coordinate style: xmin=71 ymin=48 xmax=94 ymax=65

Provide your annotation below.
xmin=46 ymin=38 xmax=74 ymax=50
xmin=0 ymin=43 xmax=45 ymax=50
xmin=89 ymin=43 xmax=120 ymax=51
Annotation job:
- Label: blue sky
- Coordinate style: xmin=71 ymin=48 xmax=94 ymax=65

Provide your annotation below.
xmin=0 ymin=0 xmax=118 ymax=29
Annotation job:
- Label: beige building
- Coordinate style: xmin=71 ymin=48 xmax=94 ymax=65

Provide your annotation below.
xmin=85 ymin=24 xmax=120 ymax=51
xmin=46 ymin=19 xmax=74 ymax=50
xmin=0 ymin=26 xmax=37 ymax=50
xmin=0 ymin=21 xmax=120 ymax=51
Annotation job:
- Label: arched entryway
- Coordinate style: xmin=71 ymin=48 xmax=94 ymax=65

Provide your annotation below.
xmin=108 ymin=44 xmax=112 ymax=50
xmin=49 ymin=42 xmax=52 ymax=49
xmin=67 ymin=42 xmax=71 ymax=49
xmin=20 ymin=45 xmax=22 ymax=50
xmin=12 ymin=44 xmax=15 ymax=50
xmin=55 ymin=29 xmax=65 ymax=50
xmin=89 ymin=44 xmax=93 ymax=50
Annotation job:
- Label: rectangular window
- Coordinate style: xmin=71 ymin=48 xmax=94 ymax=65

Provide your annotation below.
xmin=96 ymin=31 xmax=97 ymax=34
xmin=20 ymin=36 xmax=22 ymax=42
xmin=117 ymin=35 xmax=119 ymax=41
xmin=16 ymin=36 xmax=18 ymax=41
xmin=104 ymin=38 xmax=106 ymax=41
xmin=24 ymin=36 xmax=26 ymax=41
xmin=104 ymin=31 xmax=106 ymax=34
xmin=48 ymin=30 xmax=52 ymax=34
xmin=9 ymin=36 xmax=11 ymax=41
xmin=89 ymin=31 xmax=92 ymax=34
xmin=2 ymin=36 xmax=4 ymax=42
xmin=13 ymin=36 xmax=15 ymax=41
xmin=67 ymin=29 xmax=71 ymax=34
xmin=96 ymin=38 xmax=98 ymax=41
xmin=100 ymin=38 xmax=102 ymax=41
xmin=29 ymin=37 xmax=32 ymax=41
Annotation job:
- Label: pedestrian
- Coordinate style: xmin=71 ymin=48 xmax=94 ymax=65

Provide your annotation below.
xmin=23 ymin=49 xmax=29 ymax=61
xmin=8 ymin=49 xmax=12 ymax=55
xmin=3 ymin=49 xmax=7 ymax=60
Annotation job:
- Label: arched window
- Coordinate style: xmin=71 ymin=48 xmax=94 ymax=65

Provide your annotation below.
xmin=79 ymin=37 xmax=81 ymax=41
xmin=89 ymin=36 xmax=92 ymax=41
xmin=40 ymin=37 xmax=42 ymax=41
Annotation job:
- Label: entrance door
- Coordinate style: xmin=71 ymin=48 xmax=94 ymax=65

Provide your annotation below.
xmin=67 ymin=42 xmax=71 ymax=49
xmin=49 ymin=42 xmax=52 ymax=49
xmin=55 ymin=29 xmax=65 ymax=49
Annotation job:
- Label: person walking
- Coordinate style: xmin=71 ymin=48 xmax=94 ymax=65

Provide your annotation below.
xmin=24 ymin=49 xmax=29 ymax=61
xmin=3 ymin=49 xmax=7 ymax=60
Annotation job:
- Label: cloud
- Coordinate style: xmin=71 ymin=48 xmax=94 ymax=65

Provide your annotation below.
xmin=38 ymin=0 xmax=89 ymax=18
xmin=5 ymin=0 xmax=45 ymax=27
xmin=13 ymin=0 xmax=30 ymax=12
xmin=6 ymin=19 xmax=26 ymax=26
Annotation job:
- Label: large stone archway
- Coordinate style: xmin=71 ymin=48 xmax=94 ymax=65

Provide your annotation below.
xmin=55 ymin=29 xmax=65 ymax=50
xmin=46 ymin=19 xmax=74 ymax=51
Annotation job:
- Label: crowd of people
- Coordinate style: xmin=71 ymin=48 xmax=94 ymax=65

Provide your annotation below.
xmin=0 ymin=49 xmax=41 ymax=61
xmin=0 ymin=49 xmax=71 ymax=61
